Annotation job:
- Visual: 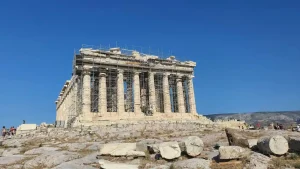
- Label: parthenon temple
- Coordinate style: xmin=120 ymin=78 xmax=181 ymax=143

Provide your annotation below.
xmin=55 ymin=46 xmax=205 ymax=127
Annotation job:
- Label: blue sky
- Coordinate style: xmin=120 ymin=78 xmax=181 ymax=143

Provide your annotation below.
xmin=0 ymin=0 xmax=299 ymax=127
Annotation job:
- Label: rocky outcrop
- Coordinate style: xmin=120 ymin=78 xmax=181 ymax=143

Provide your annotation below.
xmin=53 ymin=153 xmax=99 ymax=169
xmin=171 ymin=158 xmax=211 ymax=169
xmin=159 ymin=142 xmax=181 ymax=160
xmin=257 ymin=135 xmax=288 ymax=155
xmin=23 ymin=151 xmax=81 ymax=169
xmin=2 ymin=148 xmax=22 ymax=156
xmin=0 ymin=155 xmax=26 ymax=165
xmin=245 ymin=152 xmax=270 ymax=169
xmin=24 ymin=147 xmax=59 ymax=155
xmin=218 ymin=146 xmax=249 ymax=160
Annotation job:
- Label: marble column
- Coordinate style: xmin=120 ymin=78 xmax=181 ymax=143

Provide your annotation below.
xmin=133 ymin=71 xmax=141 ymax=114
xmin=148 ymin=72 xmax=156 ymax=114
xmin=73 ymin=81 xmax=78 ymax=116
xmin=82 ymin=70 xmax=92 ymax=120
xmin=163 ymin=72 xmax=171 ymax=113
xmin=176 ymin=75 xmax=185 ymax=113
xmin=187 ymin=75 xmax=197 ymax=114
xmin=117 ymin=69 xmax=125 ymax=114
xmin=98 ymin=73 xmax=107 ymax=114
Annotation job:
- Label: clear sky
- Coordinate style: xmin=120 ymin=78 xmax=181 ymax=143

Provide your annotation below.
xmin=0 ymin=0 xmax=299 ymax=127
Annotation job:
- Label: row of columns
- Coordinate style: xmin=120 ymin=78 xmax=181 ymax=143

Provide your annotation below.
xmin=81 ymin=70 xmax=197 ymax=117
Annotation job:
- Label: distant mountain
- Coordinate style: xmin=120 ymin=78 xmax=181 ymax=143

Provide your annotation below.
xmin=204 ymin=111 xmax=300 ymax=126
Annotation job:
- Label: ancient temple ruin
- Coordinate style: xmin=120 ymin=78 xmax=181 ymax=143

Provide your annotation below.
xmin=55 ymin=45 xmax=201 ymax=127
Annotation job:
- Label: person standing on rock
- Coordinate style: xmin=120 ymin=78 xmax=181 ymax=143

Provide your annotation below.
xmin=2 ymin=126 xmax=6 ymax=139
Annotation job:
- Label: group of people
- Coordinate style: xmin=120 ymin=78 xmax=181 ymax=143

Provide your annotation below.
xmin=274 ymin=123 xmax=284 ymax=130
xmin=2 ymin=126 xmax=16 ymax=139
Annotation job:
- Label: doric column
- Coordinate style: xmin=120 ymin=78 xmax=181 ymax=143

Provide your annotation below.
xmin=133 ymin=71 xmax=141 ymax=114
xmin=148 ymin=72 xmax=156 ymax=114
xmin=82 ymin=70 xmax=91 ymax=120
xmin=163 ymin=72 xmax=171 ymax=113
xmin=117 ymin=69 xmax=125 ymax=114
xmin=176 ymin=75 xmax=185 ymax=113
xmin=98 ymin=73 xmax=107 ymax=114
xmin=187 ymin=75 xmax=197 ymax=114
xmin=73 ymin=80 xmax=78 ymax=116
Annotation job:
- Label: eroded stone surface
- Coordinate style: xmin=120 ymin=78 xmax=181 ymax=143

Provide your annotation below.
xmin=53 ymin=152 xmax=99 ymax=169
xmin=183 ymin=136 xmax=204 ymax=157
xmin=0 ymin=155 xmax=26 ymax=165
xmin=126 ymin=150 xmax=145 ymax=157
xmin=159 ymin=142 xmax=181 ymax=160
xmin=246 ymin=152 xmax=270 ymax=169
xmin=99 ymin=159 xmax=139 ymax=169
xmin=59 ymin=143 xmax=88 ymax=151
xmin=24 ymin=151 xmax=81 ymax=169
xmin=24 ymin=147 xmax=59 ymax=155
xmin=171 ymin=158 xmax=211 ymax=169
xmin=99 ymin=143 xmax=136 ymax=156
xmin=257 ymin=135 xmax=288 ymax=155
xmin=2 ymin=148 xmax=22 ymax=156
xmin=219 ymin=146 xmax=248 ymax=160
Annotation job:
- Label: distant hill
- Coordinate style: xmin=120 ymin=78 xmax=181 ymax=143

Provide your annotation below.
xmin=204 ymin=111 xmax=300 ymax=126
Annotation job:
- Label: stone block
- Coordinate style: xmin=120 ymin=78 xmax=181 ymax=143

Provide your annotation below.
xmin=98 ymin=159 xmax=139 ymax=169
xmin=99 ymin=143 xmax=136 ymax=156
xmin=159 ymin=142 xmax=181 ymax=160
xmin=16 ymin=124 xmax=37 ymax=135
xmin=17 ymin=124 xmax=37 ymax=131
xmin=219 ymin=146 xmax=249 ymax=160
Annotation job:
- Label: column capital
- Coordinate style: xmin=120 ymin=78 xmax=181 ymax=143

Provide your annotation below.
xmin=176 ymin=74 xmax=184 ymax=78
xmin=163 ymin=72 xmax=170 ymax=77
xmin=82 ymin=70 xmax=91 ymax=75
xmin=176 ymin=76 xmax=183 ymax=82
xmin=117 ymin=69 xmax=124 ymax=74
xmin=133 ymin=71 xmax=140 ymax=75
xmin=149 ymin=71 xmax=156 ymax=75
xmin=187 ymin=75 xmax=195 ymax=79
xmin=99 ymin=73 xmax=106 ymax=77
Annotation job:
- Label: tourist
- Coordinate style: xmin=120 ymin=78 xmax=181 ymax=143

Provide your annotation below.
xmin=279 ymin=124 xmax=283 ymax=130
xmin=2 ymin=126 xmax=6 ymax=139
xmin=10 ymin=126 xmax=16 ymax=135
xmin=12 ymin=126 xmax=16 ymax=135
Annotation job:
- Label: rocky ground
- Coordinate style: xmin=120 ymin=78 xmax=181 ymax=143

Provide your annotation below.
xmin=1 ymin=121 xmax=300 ymax=169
